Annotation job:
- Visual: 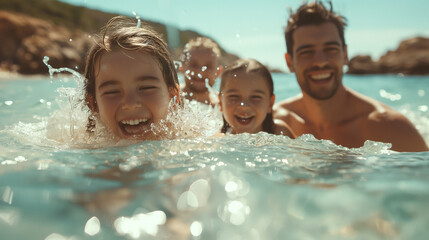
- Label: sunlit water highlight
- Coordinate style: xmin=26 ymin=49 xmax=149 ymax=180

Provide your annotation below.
xmin=1 ymin=73 xmax=429 ymax=239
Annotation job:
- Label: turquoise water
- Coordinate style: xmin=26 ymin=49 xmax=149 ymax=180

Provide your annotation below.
xmin=1 ymin=74 xmax=429 ymax=239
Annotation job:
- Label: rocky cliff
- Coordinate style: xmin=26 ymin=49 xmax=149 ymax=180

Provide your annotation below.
xmin=0 ymin=0 xmax=239 ymax=75
xmin=348 ymin=37 xmax=429 ymax=75
xmin=0 ymin=10 xmax=91 ymax=74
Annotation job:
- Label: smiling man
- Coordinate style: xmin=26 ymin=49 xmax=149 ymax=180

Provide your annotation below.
xmin=273 ymin=1 xmax=428 ymax=152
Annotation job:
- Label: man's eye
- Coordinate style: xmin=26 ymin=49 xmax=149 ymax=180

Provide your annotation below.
xmin=299 ymin=50 xmax=313 ymax=56
xmin=326 ymin=47 xmax=339 ymax=52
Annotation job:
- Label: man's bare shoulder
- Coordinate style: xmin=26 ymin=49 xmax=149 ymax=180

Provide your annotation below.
xmin=273 ymin=95 xmax=302 ymax=118
xmin=352 ymin=92 xmax=428 ymax=152
xmin=350 ymin=90 xmax=408 ymax=124
xmin=273 ymin=119 xmax=296 ymax=138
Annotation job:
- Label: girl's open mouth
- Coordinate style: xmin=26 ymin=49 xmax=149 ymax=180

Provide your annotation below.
xmin=119 ymin=118 xmax=151 ymax=135
xmin=235 ymin=116 xmax=253 ymax=125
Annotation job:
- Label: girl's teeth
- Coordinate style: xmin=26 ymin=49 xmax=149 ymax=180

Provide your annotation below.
xmin=121 ymin=119 xmax=148 ymax=125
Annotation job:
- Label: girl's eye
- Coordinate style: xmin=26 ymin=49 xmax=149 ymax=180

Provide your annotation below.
xmin=103 ymin=90 xmax=120 ymax=96
xmin=227 ymin=95 xmax=240 ymax=103
xmin=139 ymin=86 xmax=157 ymax=91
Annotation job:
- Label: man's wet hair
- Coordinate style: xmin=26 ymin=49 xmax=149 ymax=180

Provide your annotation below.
xmin=285 ymin=1 xmax=347 ymax=55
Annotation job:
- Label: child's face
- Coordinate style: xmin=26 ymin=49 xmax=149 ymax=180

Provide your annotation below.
xmin=182 ymin=47 xmax=219 ymax=92
xmin=219 ymin=72 xmax=274 ymax=134
xmin=93 ymin=50 xmax=174 ymax=140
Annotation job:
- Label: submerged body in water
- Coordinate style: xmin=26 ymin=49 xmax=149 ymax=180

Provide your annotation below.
xmin=0 ymin=74 xmax=429 ymax=239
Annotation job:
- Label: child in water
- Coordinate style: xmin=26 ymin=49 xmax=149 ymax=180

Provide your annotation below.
xmin=83 ymin=16 xmax=181 ymax=141
xmin=180 ymin=37 xmax=222 ymax=106
xmin=219 ymin=59 xmax=295 ymax=137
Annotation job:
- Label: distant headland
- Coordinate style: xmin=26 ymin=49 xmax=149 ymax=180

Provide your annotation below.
xmin=348 ymin=37 xmax=429 ymax=75
xmin=1 ymin=0 xmax=429 ymax=76
xmin=0 ymin=0 xmax=238 ymax=75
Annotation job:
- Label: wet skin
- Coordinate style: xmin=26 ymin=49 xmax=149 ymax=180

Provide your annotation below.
xmin=181 ymin=47 xmax=221 ymax=105
xmin=274 ymin=22 xmax=428 ymax=152
xmin=94 ymin=50 xmax=175 ymax=140
xmin=219 ymin=70 xmax=274 ymax=134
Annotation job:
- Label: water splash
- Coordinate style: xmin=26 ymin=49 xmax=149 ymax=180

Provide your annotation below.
xmin=150 ymin=98 xmax=223 ymax=139
xmin=43 ymin=56 xmax=82 ymax=83
xmin=379 ymin=89 xmax=402 ymax=101
xmin=174 ymin=60 xmax=182 ymax=71
xmin=132 ymin=11 xmax=141 ymax=28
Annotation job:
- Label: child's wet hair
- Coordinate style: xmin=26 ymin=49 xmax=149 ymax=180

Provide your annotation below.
xmin=181 ymin=37 xmax=221 ymax=62
xmin=83 ymin=16 xmax=181 ymax=132
xmin=219 ymin=58 xmax=275 ymax=134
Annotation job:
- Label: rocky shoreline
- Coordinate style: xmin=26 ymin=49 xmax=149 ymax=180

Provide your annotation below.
xmin=1 ymin=8 xmax=429 ymax=76
xmin=0 ymin=7 xmax=241 ymax=77
xmin=0 ymin=10 xmax=91 ymax=75
xmin=347 ymin=37 xmax=429 ymax=75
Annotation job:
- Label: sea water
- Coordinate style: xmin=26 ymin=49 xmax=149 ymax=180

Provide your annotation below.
xmin=1 ymin=73 xmax=429 ymax=240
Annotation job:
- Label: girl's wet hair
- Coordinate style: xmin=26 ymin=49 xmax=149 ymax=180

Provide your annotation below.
xmin=219 ymin=58 xmax=275 ymax=134
xmin=83 ymin=16 xmax=181 ymax=132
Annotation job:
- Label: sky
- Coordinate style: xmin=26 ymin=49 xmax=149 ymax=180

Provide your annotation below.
xmin=60 ymin=0 xmax=429 ymax=72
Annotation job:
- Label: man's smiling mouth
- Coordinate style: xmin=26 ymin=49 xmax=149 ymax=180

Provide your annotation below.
xmin=309 ymin=72 xmax=332 ymax=80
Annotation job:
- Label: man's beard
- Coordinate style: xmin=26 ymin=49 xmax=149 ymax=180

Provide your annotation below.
xmin=300 ymin=66 xmax=342 ymax=100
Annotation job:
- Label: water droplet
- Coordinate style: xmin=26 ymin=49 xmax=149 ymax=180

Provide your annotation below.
xmin=69 ymin=38 xmax=73 ymax=42
xmin=197 ymin=73 xmax=203 ymax=79
xmin=190 ymin=221 xmax=203 ymax=236
xmin=201 ymin=66 xmax=207 ymax=72
xmin=133 ymin=11 xmax=141 ymax=28
xmin=225 ymin=181 xmax=238 ymax=192
xmin=2 ymin=186 xmax=13 ymax=204
xmin=4 ymin=100 xmax=13 ymax=106
xmin=418 ymin=105 xmax=428 ymax=112
xmin=84 ymin=216 xmax=101 ymax=236
xmin=174 ymin=60 xmax=182 ymax=70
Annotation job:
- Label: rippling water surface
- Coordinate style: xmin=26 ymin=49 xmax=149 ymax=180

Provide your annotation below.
xmin=1 ymin=74 xmax=429 ymax=239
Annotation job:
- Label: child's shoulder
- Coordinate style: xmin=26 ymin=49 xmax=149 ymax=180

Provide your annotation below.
xmin=273 ymin=119 xmax=295 ymax=138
